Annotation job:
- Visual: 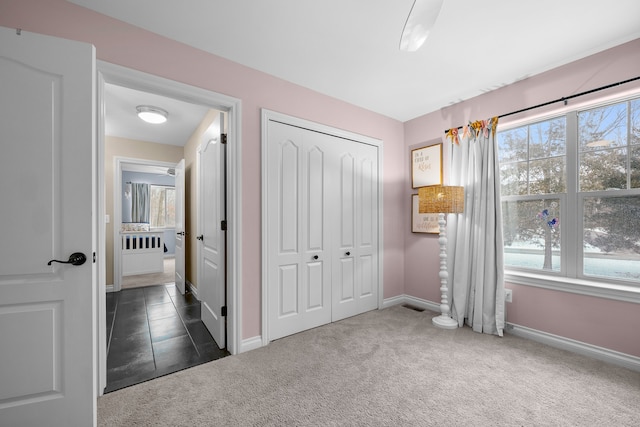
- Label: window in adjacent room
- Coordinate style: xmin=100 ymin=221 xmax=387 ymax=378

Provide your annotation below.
xmin=149 ymin=185 xmax=175 ymax=229
xmin=498 ymin=95 xmax=640 ymax=286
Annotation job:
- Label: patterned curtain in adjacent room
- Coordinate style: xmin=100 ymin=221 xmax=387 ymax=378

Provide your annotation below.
xmin=445 ymin=118 xmax=505 ymax=336
xmin=131 ymin=182 xmax=150 ymax=223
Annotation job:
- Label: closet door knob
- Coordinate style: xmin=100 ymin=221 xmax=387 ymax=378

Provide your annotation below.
xmin=345 ymin=251 xmax=351 ymax=256
xmin=312 ymin=255 xmax=319 ymax=260
xmin=197 ymin=235 xmax=204 ymax=241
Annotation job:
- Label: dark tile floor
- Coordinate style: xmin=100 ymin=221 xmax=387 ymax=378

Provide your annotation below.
xmin=105 ymin=283 xmax=229 ymax=393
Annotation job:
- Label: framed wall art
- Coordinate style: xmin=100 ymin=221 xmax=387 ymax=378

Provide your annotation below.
xmin=411 ymin=194 xmax=439 ymax=234
xmin=411 ymin=143 xmax=442 ymax=188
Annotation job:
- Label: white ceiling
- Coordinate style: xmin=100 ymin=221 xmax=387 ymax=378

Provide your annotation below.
xmin=105 ymin=84 xmax=211 ymax=146
xmin=87 ymin=0 xmax=640 ymax=141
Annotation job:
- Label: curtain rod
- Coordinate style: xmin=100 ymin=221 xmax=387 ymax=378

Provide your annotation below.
xmin=444 ymin=75 xmax=640 ymax=134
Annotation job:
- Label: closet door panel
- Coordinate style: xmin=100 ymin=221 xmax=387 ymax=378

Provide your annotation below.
xmin=280 ymin=140 xmax=299 ymax=254
xmin=279 ymin=264 xmax=299 ymax=317
xmin=332 ymin=140 xmax=379 ymax=321
xmin=267 ymin=121 xmax=331 ymax=340
xmin=267 ymin=123 xmax=303 ymax=339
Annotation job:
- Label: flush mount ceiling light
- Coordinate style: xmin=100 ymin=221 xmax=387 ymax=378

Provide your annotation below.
xmin=399 ymin=0 xmax=444 ymax=52
xmin=136 ymin=105 xmax=168 ymax=124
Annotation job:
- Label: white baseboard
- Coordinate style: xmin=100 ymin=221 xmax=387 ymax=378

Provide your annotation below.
xmin=240 ymin=336 xmax=263 ymax=353
xmin=383 ymin=295 xmax=640 ymax=372
xmin=186 ymin=280 xmax=198 ymax=299
xmin=507 ymin=323 xmax=640 ymax=372
xmin=382 ymin=294 xmax=440 ymax=313
xmin=106 ymin=284 xmax=114 ymax=293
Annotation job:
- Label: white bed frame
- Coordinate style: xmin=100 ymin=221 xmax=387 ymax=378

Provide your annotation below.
xmin=120 ymin=231 xmax=164 ymax=276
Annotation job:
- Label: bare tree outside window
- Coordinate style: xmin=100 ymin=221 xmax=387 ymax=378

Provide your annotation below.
xmin=150 ymin=185 xmax=175 ymax=229
xmin=498 ymin=97 xmax=640 ymax=283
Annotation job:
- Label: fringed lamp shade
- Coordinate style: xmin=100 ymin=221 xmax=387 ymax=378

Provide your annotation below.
xmin=418 ymin=185 xmax=464 ymax=214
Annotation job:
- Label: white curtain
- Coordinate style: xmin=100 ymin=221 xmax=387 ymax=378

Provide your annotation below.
xmin=131 ymin=182 xmax=150 ymax=223
xmin=445 ymin=118 xmax=505 ymax=336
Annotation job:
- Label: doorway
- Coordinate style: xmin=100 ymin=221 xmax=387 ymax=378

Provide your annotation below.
xmin=97 ymin=62 xmax=242 ymax=395
xmin=113 ymin=159 xmax=180 ymax=293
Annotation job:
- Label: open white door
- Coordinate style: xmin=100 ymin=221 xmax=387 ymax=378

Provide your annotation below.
xmin=198 ymin=113 xmax=226 ymax=348
xmin=174 ymin=159 xmax=186 ymax=295
xmin=0 ymin=27 xmax=96 ymax=426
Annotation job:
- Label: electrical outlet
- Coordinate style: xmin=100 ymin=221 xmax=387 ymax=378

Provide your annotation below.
xmin=505 ymin=289 xmax=513 ymax=303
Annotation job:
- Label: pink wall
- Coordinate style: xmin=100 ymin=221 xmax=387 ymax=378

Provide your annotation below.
xmin=404 ymin=38 xmax=640 ymax=357
xmin=0 ymin=0 xmax=406 ymax=340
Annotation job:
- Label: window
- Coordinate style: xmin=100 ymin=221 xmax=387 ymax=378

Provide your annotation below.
xmin=498 ymin=96 xmax=640 ymax=288
xmin=149 ymin=185 xmax=175 ymax=229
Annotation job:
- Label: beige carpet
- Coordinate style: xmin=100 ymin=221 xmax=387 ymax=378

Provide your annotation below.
xmin=121 ymin=257 xmax=175 ymax=289
xmin=98 ymin=305 xmax=640 ymax=426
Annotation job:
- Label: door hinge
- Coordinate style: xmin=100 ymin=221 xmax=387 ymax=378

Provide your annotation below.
xmin=221 ymin=306 xmax=227 ymax=316
xmin=93 ymin=252 xmax=96 ymax=263
xmin=221 ymin=220 xmax=227 ymax=231
xmin=221 ymin=133 xmax=227 ymax=145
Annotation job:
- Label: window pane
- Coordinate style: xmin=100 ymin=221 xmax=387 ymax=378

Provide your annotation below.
xmin=578 ymin=102 xmax=627 ymax=150
xmin=503 ymin=199 xmax=561 ymax=272
xmin=529 ymin=118 xmax=566 ymax=159
xmin=579 ymin=148 xmax=627 ymax=191
xmin=500 ymin=162 xmax=528 ymax=196
xmin=497 ymin=126 xmax=527 ymax=163
xmin=632 ymin=99 xmax=640 ymax=146
xmin=583 ymin=195 xmax=640 ymax=281
xmin=166 ymin=188 xmax=176 ymax=227
xmin=632 ymin=146 xmax=640 ymax=189
xmin=150 ymin=186 xmax=165 ymax=228
xmin=529 ymin=156 xmax=565 ymax=194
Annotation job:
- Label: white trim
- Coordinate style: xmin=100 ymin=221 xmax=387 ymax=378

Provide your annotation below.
xmin=382 ymin=294 xmax=441 ymax=313
xmin=96 ymin=62 xmax=243 ymax=395
xmin=260 ymin=109 xmax=384 ymax=346
xmin=383 ymin=295 xmax=640 ymax=371
xmin=105 ymin=284 xmax=114 ymax=293
xmin=113 ymin=157 xmax=177 ymax=292
xmin=505 ymin=271 xmax=640 ymax=304
xmin=96 ymin=70 xmax=107 ymax=397
xmin=240 ymin=336 xmax=264 ymax=353
xmin=506 ymin=323 xmax=640 ymax=372
xmin=187 ymin=280 xmax=198 ymax=299
xmin=381 ymin=295 xmax=406 ymax=309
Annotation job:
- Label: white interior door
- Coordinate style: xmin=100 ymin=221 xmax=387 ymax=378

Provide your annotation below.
xmin=199 ymin=113 xmax=226 ymax=348
xmin=331 ymin=140 xmax=379 ymax=321
xmin=174 ymin=159 xmax=186 ymax=295
xmin=0 ymin=27 xmax=96 ymax=426
xmin=266 ymin=121 xmax=332 ymax=340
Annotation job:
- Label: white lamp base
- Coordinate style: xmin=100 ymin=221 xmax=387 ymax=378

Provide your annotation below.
xmin=432 ymin=314 xmax=459 ymax=329
xmin=432 ymin=212 xmax=458 ymax=330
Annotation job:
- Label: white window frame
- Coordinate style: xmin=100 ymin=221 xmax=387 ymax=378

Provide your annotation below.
xmin=499 ymin=94 xmax=640 ymax=304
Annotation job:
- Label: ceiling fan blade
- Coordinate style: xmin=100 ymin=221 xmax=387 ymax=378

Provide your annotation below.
xmin=399 ymin=0 xmax=444 ymax=52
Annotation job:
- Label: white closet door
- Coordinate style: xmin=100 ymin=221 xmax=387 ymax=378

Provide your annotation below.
xmin=331 ymin=139 xmax=379 ymax=321
xmin=267 ymin=121 xmax=331 ymax=340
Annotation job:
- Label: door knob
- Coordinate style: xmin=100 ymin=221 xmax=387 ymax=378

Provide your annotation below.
xmin=313 ymin=255 xmax=319 ymax=260
xmin=197 ymin=235 xmax=204 ymax=241
xmin=48 ymin=252 xmax=87 ymax=266
xmin=177 ymin=231 xmax=186 ymax=236
xmin=345 ymin=251 xmax=351 ymax=256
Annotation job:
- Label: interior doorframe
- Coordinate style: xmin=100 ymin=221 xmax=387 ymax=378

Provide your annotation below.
xmin=260 ymin=109 xmax=385 ymax=346
xmin=112 ymin=157 xmax=180 ymax=293
xmin=97 ymin=61 xmax=243 ymax=396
